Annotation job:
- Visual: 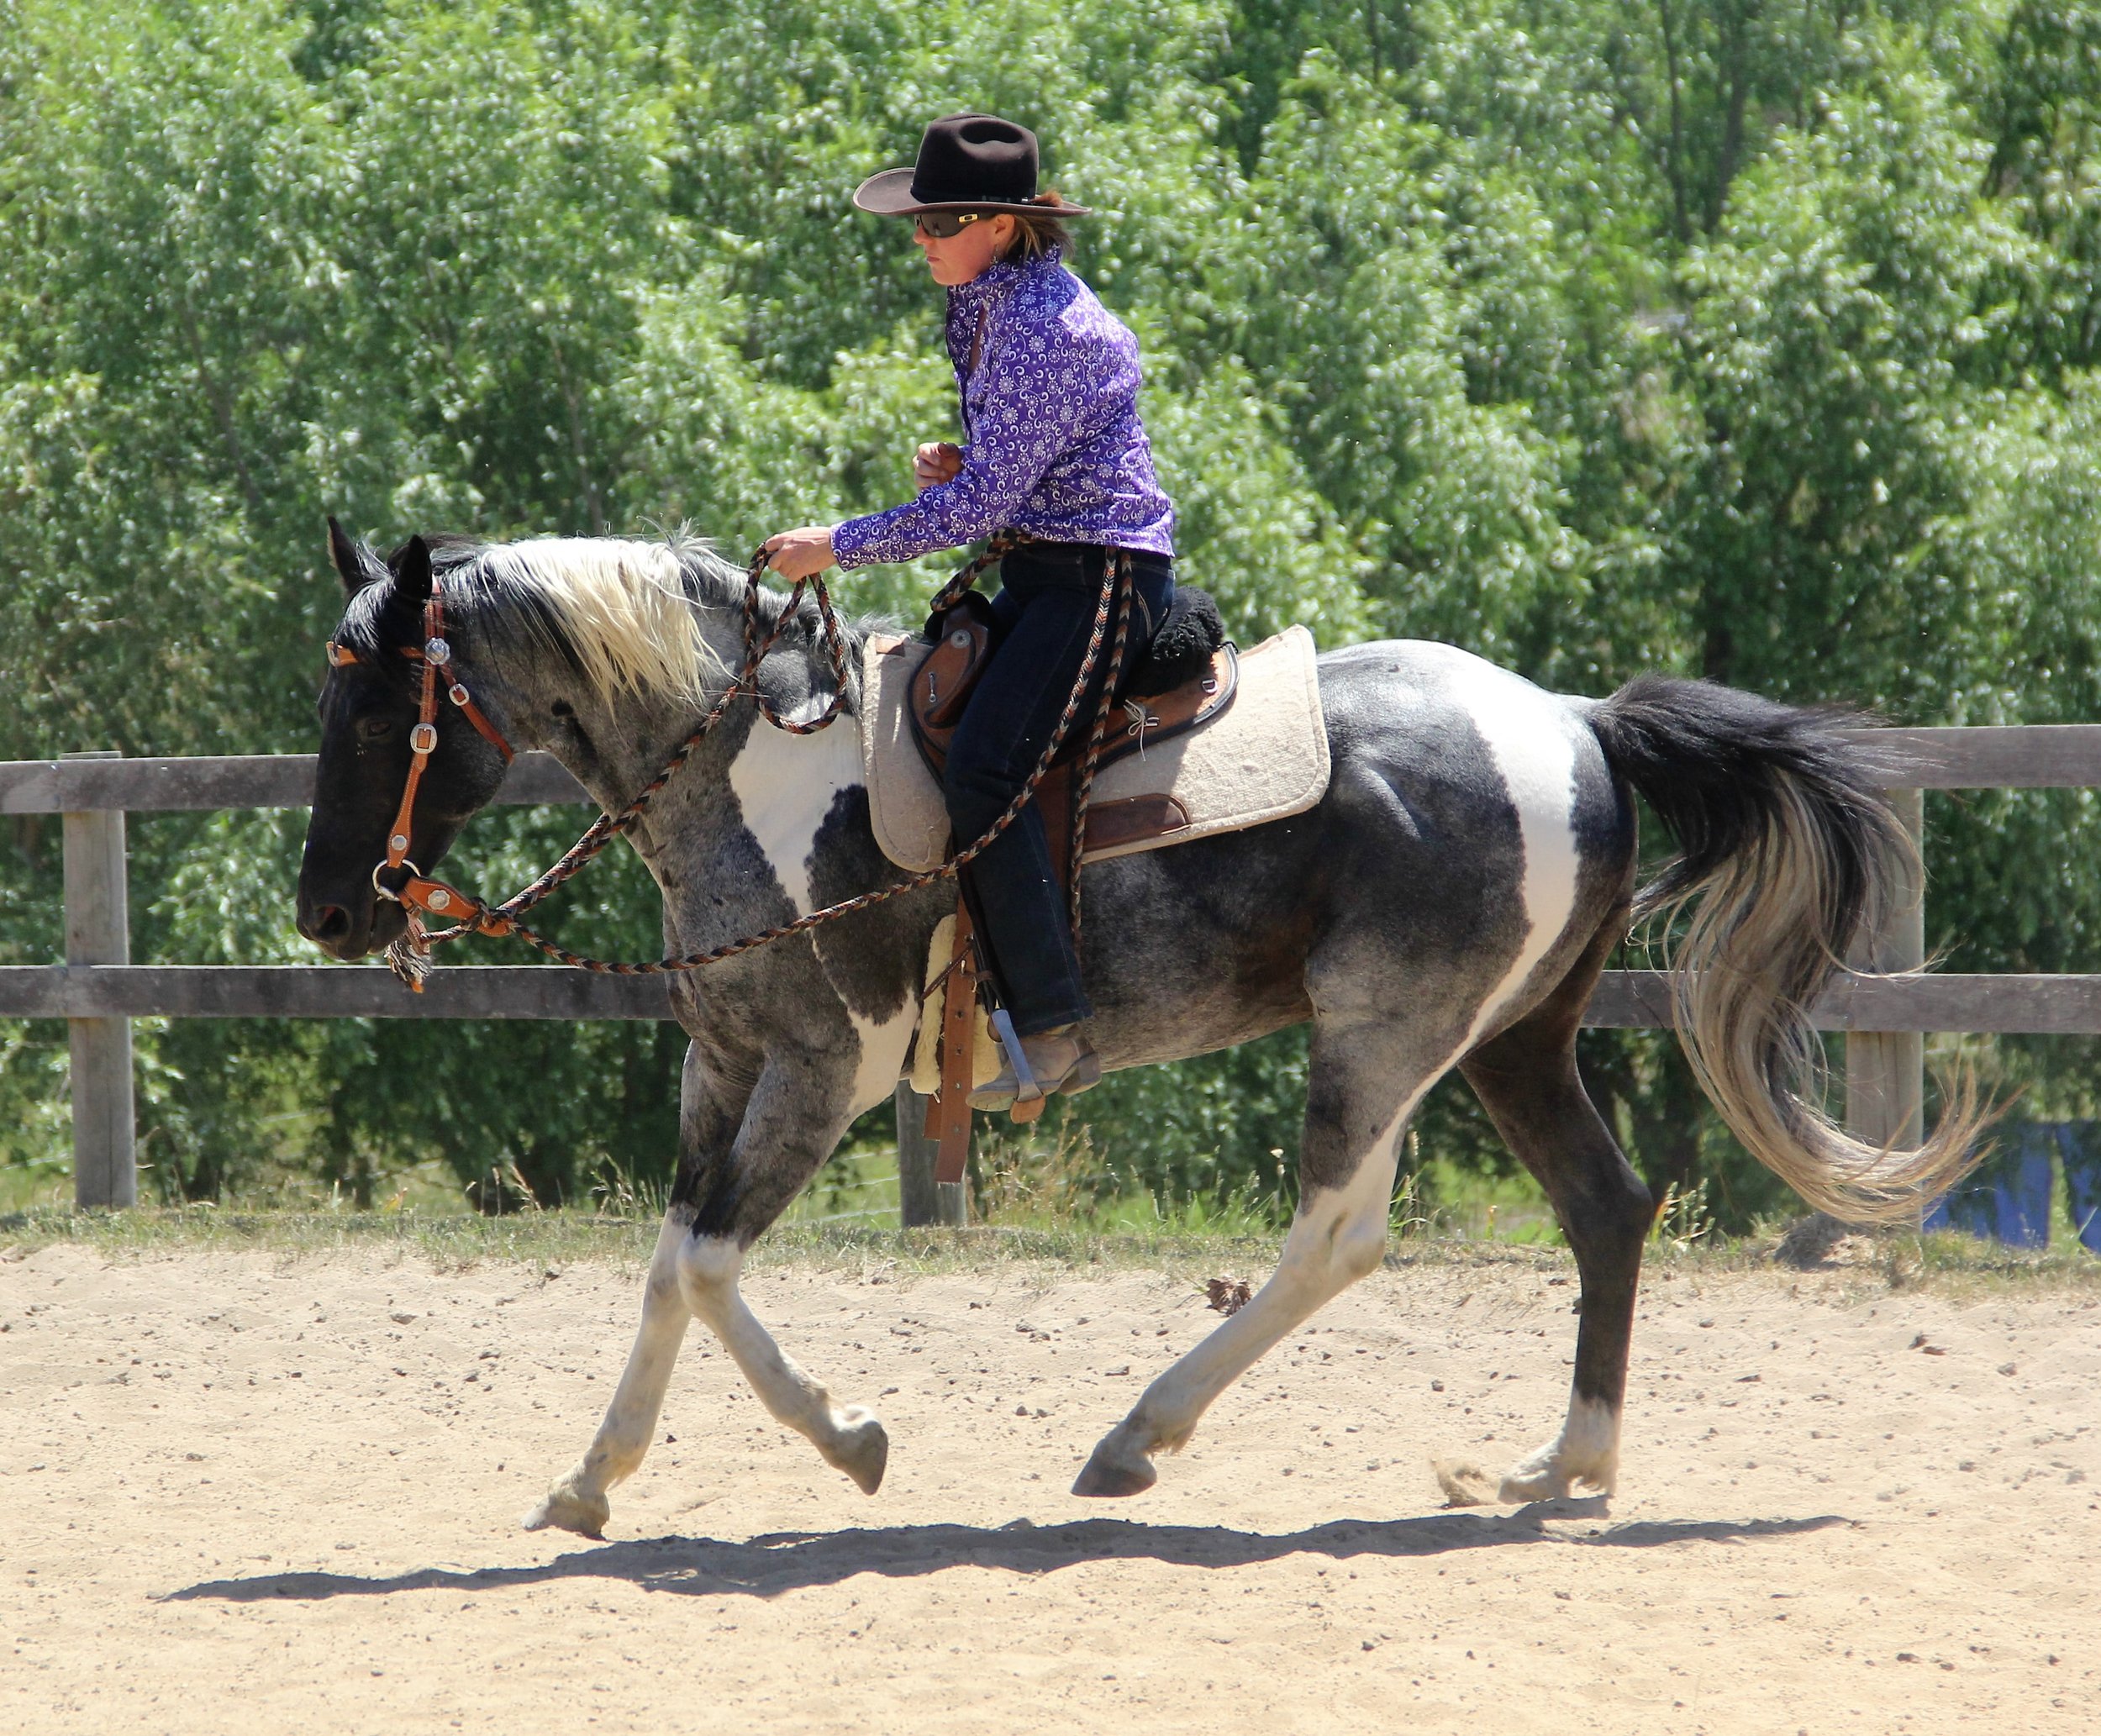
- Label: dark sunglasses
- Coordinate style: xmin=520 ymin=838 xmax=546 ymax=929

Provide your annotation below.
xmin=914 ymin=209 xmax=989 ymax=239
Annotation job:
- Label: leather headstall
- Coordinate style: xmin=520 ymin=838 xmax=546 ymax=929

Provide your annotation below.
xmin=325 ymin=577 xmax=519 ymax=976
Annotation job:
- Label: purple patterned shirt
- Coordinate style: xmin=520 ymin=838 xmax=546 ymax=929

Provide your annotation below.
xmin=831 ymin=248 xmax=1176 ymax=568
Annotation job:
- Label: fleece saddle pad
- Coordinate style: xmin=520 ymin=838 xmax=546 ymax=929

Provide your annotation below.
xmin=909 ymin=913 xmax=1003 ymax=1096
xmin=861 ymin=623 xmax=1331 ymax=875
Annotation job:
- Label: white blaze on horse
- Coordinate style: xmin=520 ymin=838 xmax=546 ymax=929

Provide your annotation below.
xmin=296 ymin=526 xmax=1978 ymax=1537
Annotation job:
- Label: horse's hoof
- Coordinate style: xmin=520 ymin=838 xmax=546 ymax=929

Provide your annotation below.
xmin=1496 ymin=1467 xmax=1568 ymax=1504
xmin=523 ymin=1481 xmax=608 ymax=1539
xmin=1072 ymin=1439 xmax=1157 ymax=1498
xmin=1499 ymin=1470 xmax=1614 ymax=1505
xmin=824 ymin=1407 xmax=889 ymax=1496
xmin=1496 ymin=1440 xmax=1615 ymax=1506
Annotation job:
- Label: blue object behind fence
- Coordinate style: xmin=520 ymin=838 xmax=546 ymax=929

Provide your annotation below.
xmin=1924 ymin=1123 xmax=2056 ymax=1248
xmin=2061 ymin=1122 xmax=2101 ymax=1255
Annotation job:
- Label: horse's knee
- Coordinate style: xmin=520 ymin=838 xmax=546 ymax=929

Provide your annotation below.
xmin=1331 ymin=1216 xmax=1388 ymax=1284
xmin=673 ymin=1231 xmax=741 ymax=1322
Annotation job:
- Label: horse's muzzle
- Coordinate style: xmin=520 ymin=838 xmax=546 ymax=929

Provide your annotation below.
xmin=294 ymin=887 xmax=408 ymax=960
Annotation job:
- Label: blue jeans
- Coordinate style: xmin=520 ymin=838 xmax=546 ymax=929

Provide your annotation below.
xmin=945 ymin=541 xmax=1177 ymax=1035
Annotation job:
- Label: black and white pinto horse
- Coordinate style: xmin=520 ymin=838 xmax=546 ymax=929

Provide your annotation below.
xmin=297 ymin=530 xmax=1976 ymax=1538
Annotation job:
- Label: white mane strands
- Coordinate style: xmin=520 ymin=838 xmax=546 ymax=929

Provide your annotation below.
xmin=476 ymin=538 xmax=724 ymax=709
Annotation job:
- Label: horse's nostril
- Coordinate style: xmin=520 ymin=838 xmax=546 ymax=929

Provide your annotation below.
xmin=308 ymin=904 xmax=352 ymax=943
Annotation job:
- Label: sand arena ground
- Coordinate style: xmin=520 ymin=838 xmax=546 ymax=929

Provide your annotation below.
xmin=3 ymin=1235 xmax=2096 ymax=1734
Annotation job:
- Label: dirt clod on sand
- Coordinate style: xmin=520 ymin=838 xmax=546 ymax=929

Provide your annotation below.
xmin=1431 ymin=1457 xmax=1500 ymax=1507
xmin=4 ymin=1243 xmax=2098 ymax=1734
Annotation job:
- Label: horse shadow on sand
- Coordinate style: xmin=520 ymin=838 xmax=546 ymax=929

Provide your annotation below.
xmin=165 ymin=1505 xmax=1847 ymax=1605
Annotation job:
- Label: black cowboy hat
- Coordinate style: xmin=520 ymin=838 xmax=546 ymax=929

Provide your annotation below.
xmin=852 ymin=113 xmax=1093 ymax=218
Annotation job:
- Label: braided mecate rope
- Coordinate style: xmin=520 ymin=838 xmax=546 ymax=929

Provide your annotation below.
xmin=386 ymin=536 xmax=1135 ymax=984
xmin=1066 ymin=557 xmax=1137 ymax=939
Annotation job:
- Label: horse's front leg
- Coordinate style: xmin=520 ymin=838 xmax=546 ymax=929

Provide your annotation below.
xmin=525 ymin=1043 xmax=744 ymax=1539
xmin=668 ymin=1041 xmax=887 ymax=1492
xmin=676 ymin=1231 xmax=889 ymax=1494
xmin=527 ymin=1040 xmax=877 ymax=1535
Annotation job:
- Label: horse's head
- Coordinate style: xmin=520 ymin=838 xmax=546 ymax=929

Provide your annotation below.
xmin=295 ymin=519 xmax=514 ymax=959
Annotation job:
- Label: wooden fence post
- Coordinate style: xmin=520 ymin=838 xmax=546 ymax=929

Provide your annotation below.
xmin=895 ymin=1081 xmax=967 ymax=1227
xmin=1845 ymin=786 xmax=1925 ymax=1154
xmin=61 ymin=751 xmax=136 ymax=1208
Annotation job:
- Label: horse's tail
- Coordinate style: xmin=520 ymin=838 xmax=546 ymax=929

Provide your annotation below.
xmin=1588 ymin=676 xmax=1983 ymax=1223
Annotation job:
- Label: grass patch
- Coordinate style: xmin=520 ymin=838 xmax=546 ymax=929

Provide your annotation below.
xmin=6 ymin=1117 xmax=2097 ymax=1294
xmin=0 ymin=1202 xmax=1293 ymax=1280
xmin=2 ymin=1199 xmax=2095 ymax=1297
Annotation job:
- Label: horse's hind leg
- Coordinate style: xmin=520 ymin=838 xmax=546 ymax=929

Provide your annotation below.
xmin=1074 ymin=1020 xmax=1445 ymax=1497
xmin=1459 ymin=913 xmax=1653 ymax=1502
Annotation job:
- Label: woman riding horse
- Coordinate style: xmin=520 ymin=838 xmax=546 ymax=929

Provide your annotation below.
xmin=762 ymin=113 xmax=1176 ymax=1108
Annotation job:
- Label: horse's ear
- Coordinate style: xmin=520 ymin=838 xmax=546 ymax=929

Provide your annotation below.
xmin=391 ymin=534 xmax=434 ymax=608
xmin=327 ymin=515 xmax=387 ymax=597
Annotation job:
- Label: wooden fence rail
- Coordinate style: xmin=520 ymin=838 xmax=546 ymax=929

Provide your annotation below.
xmin=6 ymin=728 xmax=2101 ymax=1214
xmin=6 ymin=962 xmax=2101 ymax=1030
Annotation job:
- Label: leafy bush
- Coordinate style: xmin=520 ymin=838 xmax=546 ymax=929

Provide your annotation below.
xmin=4 ymin=0 xmax=2099 ymax=1227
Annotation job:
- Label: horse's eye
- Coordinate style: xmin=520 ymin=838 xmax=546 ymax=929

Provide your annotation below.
xmin=550 ymin=700 xmax=576 ymax=719
xmin=355 ymin=715 xmax=397 ymax=744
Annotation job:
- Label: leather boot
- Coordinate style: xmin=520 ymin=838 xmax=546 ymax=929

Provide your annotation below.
xmin=967 ymin=1023 xmax=1103 ymax=1112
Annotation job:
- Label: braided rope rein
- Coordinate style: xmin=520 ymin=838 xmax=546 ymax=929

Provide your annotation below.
xmin=1066 ymin=556 xmax=1137 ymax=942
xmin=385 ymin=535 xmax=1132 ymax=985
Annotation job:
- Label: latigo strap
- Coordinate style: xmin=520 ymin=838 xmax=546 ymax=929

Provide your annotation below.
xmin=930 ymin=895 xmax=980 ymax=1185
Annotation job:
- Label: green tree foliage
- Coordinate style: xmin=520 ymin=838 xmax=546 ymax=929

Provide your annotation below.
xmin=3 ymin=0 xmax=2098 ymax=1223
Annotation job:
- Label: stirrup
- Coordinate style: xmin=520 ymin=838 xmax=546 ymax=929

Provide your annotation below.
xmin=991 ymin=1010 xmax=1042 ymax=1105
xmin=968 ymin=1015 xmax=1103 ymax=1113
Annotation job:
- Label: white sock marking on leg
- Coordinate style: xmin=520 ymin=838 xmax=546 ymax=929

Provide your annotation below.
xmin=1501 ymin=1390 xmax=1621 ymax=1499
xmin=536 ymin=1213 xmax=692 ymax=1524
xmin=583 ymin=1213 xmax=692 ymax=1470
xmin=1129 ymin=1098 xmax=1412 ymax=1454
xmin=677 ymin=1235 xmax=878 ymax=1482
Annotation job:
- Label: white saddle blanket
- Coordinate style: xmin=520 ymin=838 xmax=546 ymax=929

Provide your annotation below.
xmin=861 ymin=623 xmax=1330 ymax=875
